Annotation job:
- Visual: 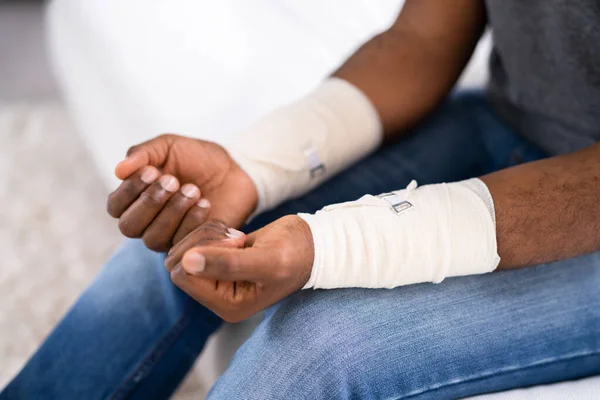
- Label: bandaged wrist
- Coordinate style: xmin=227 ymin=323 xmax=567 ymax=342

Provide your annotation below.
xmin=227 ymin=78 xmax=383 ymax=217
xmin=298 ymin=178 xmax=500 ymax=289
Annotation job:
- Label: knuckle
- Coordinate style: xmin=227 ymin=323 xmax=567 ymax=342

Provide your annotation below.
xmin=227 ymin=292 xmax=245 ymax=306
xmin=156 ymin=133 xmax=177 ymax=148
xmin=121 ymin=178 xmax=146 ymax=197
xmin=118 ymin=219 xmax=140 ymax=238
xmin=274 ymin=267 xmax=292 ymax=281
xmin=195 ymin=225 xmax=226 ymax=241
xmin=163 ymin=257 xmax=175 ymax=272
xmin=184 ymin=226 xmax=210 ymax=242
xmin=212 ymin=253 xmax=230 ymax=271
xmin=187 ymin=209 xmax=209 ymax=225
xmin=219 ymin=254 xmax=238 ymax=274
xmin=169 ymin=268 xmax=184 ymax=286
xmin=125 ymin=145 xmax=139 ymax=157
xmin=139 ymin=190 xmax=163 ymax=207
xmin=276 ymin=246 xmax=292 ymax=267
xmin=170 ymin=198 xmax=193 ymax=216
xmin=219 ymin=310 xmax=244 ymax=323
xmin=157 ymin=133 xmax=175 ymax=141
xmin=273 ymin=249 xmax=294 ymax=280
xmin=106 ymin=197 xmax=119 ymax=218
xmin=171 ymin=231 xmax=188 ymax=246
xmin=142 ymin=234 xmax=168 ymax=253
xmin=170 ymin=264 xmax=191 ymax=287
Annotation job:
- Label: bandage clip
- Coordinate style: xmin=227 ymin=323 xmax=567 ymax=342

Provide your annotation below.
xmin=377 ymin=192 xmax=413 ymax=215
xmin=305 ymin=146 xmax=326 ymax=179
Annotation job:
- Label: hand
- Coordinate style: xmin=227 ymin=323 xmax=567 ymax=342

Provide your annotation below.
xmin=106 ymin=134 xmax=258 ymax=252
xmin=164 ymin=216 xmax=314 ymax=322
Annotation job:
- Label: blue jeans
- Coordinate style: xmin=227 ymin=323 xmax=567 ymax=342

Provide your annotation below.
xmin=3 ymin=92 xmax=600 ymax=399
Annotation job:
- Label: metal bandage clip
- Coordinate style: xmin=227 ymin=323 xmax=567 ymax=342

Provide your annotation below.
xmin=305 ymin=146 xmax=326 ymax=179
xmin=376 ymin=192 xmax=413 ymax=215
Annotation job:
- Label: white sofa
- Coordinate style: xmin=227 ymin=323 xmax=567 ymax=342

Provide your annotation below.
xmin=47 ymin=0 xmax=599 ymax=398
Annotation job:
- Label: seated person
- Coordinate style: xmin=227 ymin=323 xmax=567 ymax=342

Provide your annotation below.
xmin=2 ymin=0 xmax=599 ymax=399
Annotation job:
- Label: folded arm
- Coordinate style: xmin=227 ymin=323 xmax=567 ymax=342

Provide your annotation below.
xmin=165 ymin=144 xmax=600 ymax=321
xmin=153 ymin=0 xmax=600 ymax=319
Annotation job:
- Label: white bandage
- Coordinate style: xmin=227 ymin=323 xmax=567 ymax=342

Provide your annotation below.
xmin=298 ymin=178 xmax=500 ymax=289
xmin=227 ymin=78 xmax=383 ymax=217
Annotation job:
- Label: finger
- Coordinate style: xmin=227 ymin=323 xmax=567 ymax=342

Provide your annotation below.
xmin=164 ymin=224 xmax=245 ymax=271
xmin=168 ymin=218 xmax=229 ymax=256
xmin=172 ymin=198 xmax=211 ymax=244
xmin=165 ymin=234 xmax=244 ymax=272
xmin=170 ymin=262 xmax=257 ymax=323
xmin=181 ymin=245 xmax=272 ymax=281
xmin=107 ymin=166 xmax=160 ymax=218
xmin=115 ymin=134 xmax=173 ymax=179
xmin=170 ymin=264 xmax=217 ymax=304
xmin=117 ymin=175 xmax=180 ymax=238
xmin=114 ymin=151 xmax=148 ymax=180
xmin=141 ymin=184 xmax=201 ymax=252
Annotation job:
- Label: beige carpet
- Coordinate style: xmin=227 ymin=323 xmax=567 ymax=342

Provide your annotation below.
xmin=0 ymin=103 xmax=208 ymax=398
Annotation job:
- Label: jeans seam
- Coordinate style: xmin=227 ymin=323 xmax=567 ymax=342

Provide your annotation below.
xmin=107 ymin=298 xmax=194 ymax=400
xmin=390 ymin=349 xmax=600 ymax=400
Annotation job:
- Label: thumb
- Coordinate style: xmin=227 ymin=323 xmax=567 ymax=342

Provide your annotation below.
xmin=164 ymin=229 xmax=246 ymax=273
xmin=115 ymin=135 xmax=172 ymax=180
xmin=181 ymin=245 xmax=273 ymax=282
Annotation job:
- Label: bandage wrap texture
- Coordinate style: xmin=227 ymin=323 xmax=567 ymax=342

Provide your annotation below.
xmin=227 ymin=78 xmax=383 ymax=217
xmin=299 ymin=178 xmax=500 ymax=289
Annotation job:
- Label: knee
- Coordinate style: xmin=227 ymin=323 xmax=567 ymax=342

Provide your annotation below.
xmin=209 ymin=289 xmax=414 ymax=399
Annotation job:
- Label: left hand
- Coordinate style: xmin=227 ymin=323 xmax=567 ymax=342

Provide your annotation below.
xmin=164 ymin=216 xmax=314 ymax=322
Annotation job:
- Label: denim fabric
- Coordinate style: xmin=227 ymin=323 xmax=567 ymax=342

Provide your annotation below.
xmin=210 ymin=256 xmax=600 ymax=399
xmin=2 ymin=92 xmax=599 ymax=399
xmin=3 ymin=239 xmax=222 ymax=400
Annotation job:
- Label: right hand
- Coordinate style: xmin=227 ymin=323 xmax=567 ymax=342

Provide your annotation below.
xmin=164 ymin=215 xmax=314 ymax=322
xmin=106 ymin=134 xmax=258 ymax=252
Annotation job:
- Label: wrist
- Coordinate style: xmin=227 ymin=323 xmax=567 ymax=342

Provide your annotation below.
xmin=299 ymin=178 xmax=500 ymax=289
xmin=226 ymin=163 xmax=259 ymax=229
xmin=227 ymin=78 xmax=383 ymax=219
xmin=283 ymin=215 xmax=315 ymax=289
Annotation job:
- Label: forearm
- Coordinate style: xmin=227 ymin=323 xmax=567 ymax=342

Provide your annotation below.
xmin=228 ymin=1 xmax=486 ymax=216
xmin=482 ymin=143 xmax=600 ymax=269
xmin=334 ymin=0 xmax=486 ymax=136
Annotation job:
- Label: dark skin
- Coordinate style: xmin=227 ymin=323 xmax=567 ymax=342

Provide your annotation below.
xmin=164 ymin=218 xmax=313 ymax=320
xmin=108 ymin=0 xmax=600 ymax=322
xmin=107 ymin=134 xmax=257 ymax=252
xmin=334 ymin=0 xmax=486 ymax=136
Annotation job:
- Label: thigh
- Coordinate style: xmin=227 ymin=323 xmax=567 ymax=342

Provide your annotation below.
xmin=209 ymin=253 xmax=600 ymax=399
xmin=245 ymin=91 xmax=544 ymax=231
xmin=1 ymin=239 xmax=221 ymax=400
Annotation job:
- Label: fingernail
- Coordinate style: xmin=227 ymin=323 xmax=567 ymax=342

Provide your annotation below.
xmin=184 ymin=252 xmax=205 ymax=274
xmin=227 ymin=228 xmax=245 ymax=238
xmin=140 ymin=167 xmax=159 ymax=184
xmin=181 ymin=184 xmax=200 ymax=199
xmin=159 ymin=175 xmax=179 ymax=192
xmin=197 ymin=199 xmax=210 ymax=208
